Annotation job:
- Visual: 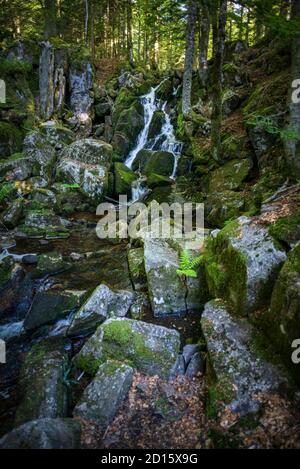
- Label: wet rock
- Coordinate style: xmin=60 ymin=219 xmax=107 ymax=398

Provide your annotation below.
xmin=1 ymin=199 xmax=24 ymax=228
xmin=185 ymin=352 xmax=204 ymax=377
xmin=203 ymin=217 xmax=287 ymax=316
xmin=0 ymin=418 xmax=81 ymax=449
xmin=148 ymin=110 xmax=165 ymax=139
xmin=127 ymin=247 xmax=147 ymax=291
xmin=202 ymin=300 xmax=291 ymax=421
xmin=21 ymin=254 xmax=38 ymax=264
xmin=73 ymin=361 xmax=133 ymax=427
xmin=114 ymin=162 xmax=137 ymax=197
xmin=68 ymin=284 xmax=134 ymax=336
xmin=143 ymin=151 xmax=175 ymax=178
xmin=15 ymin=342 xmax=68 ymax=426
xmin=132 ymin=149 xmax=153 ymax=172
xmin=24 ymin=289 xmax=85 ymax=331
xmin=112 ymin=105 xmax=144 ymax=158
xmin=56 ymin=138 xmax=112 ymax=202
xmin=0 ymin=321 xmax=24 ymax=342
xmin=73 ymin=318 xmax=180 ymax=378
xmin=23 ymin=130 xmax=57 ymax=182
xmin=35 ymin=251 xmax=71 ymax=276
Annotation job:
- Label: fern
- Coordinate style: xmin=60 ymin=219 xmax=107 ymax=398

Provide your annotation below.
xmin=176 ymin=250 xmax=203 ymax=279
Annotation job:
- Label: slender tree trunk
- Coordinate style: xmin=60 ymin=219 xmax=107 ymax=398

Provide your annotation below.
xmin=211 ymin=5 xmax=219 ymax=58
xmin=245 ymin=9 xmax=251 ymax=46
xmin=127 ymin=0 xmax=134 ymax=65
xmin=285 ymin=0 xmax=300 ymax=178
xmin=211 ymin=0 xmax=227 ymax=162
xmin=84 ymin=0 xmax=89 ymax=46
xmin=44 ymin=0 xmax=57 ymax=40
xmin=198 ymin=2 xmax=210 ymax=87
xmin=182 ymin=0 xmax=198 ymax=117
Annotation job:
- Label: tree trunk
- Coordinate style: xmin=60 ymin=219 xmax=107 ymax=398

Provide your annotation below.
xmin=127 ymin=0 xmax=134 ymax=65
xmin=285 ymin=0 xmax=300 ymax=178
xmin=44 ymin=0 xmax=57 ymax=40
xmin=84 ymin=0 xmax=89 ymax=46
xmin=211 ymin=0 xmax=227 ymax=162
xmin=198 ymin=2 xmax=210 ymax=87
xmin=182 ymin=0 xmax=198 ymax=117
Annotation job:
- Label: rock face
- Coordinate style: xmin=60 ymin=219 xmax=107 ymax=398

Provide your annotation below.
xmin=202 ymin=300 xmax=291 ymax=422
xmin=0 ymin=419 xmax=81 ymax=449
xmin=2 ymin=199 xmax=24 ymax=228
xmin=73 ymin=361 xmax=133 ymax=427
xmin=15 ymin=342 xmax=68 ymax=426
xmin=74 ymin=318 xmax=180 ymax=378
xmin=56 ymin=138 xmax=112 ymax=202
xmin=23 ymin=130 xmax=57 ymax=182
xmin=69 ymin=60 xmax=94 ymax=133
xmin=39 ymin=42 xmax=55 ymax=120
xmin=68 ymin=284 xmax=135 ymax=336
xmin=144 ymin=238 xmax=205 ymax=317
xmin=203 ymin=217 xmax=286 ymax=316
xmin=265 ymin=242 xmax=300 ymax=385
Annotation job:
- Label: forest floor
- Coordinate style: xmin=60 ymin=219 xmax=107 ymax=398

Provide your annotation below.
xmin=76 ymin=371 xmax=300 ymax=450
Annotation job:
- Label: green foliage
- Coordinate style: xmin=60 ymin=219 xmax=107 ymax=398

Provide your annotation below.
xmin=176 ymin=249 xmax=203 ymax=279
xmin=246 ymin=115 xmax=300 ymax=143
xmin=0 ymin=58 xmax=32 ymax=75
xmin=0 ymin=183 xmax=14 ymax=203
xmin=61 ymin=183 xmax=80 ymax=189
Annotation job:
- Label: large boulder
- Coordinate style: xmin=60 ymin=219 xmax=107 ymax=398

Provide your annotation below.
xmin=56 ymin=139 xmax=112 ymax=203
xmin=0 ymin=418 xmax=81 ymax=449
xmin=203 ymin=217 xmax=287 ymax=316
xmin=68 ymin=284 xmax=134 ymax=336
xmin=73 ymin=318 xmax=180 ymax=378
xmin=15 ymin=342 xmax=68 ymax=426
xmin=0 ymin=153 xmax=33 ymax=182
xmin=73 ymin=361 xmax=133 ymax=427
xmin=144 ymin=238 xmax=205 ymax=317
xmin=264 ymin=243 xmax=300 ymax=385
xmin=1 ymin=198 xmax=24 ymax=228
xmin=202 ymin=300 xmax=292 ymax=424
xmin=207 ymin=158 xmax=252 ymax=193
xmin=23 ymin=130 xmax=57 ymax=182
xmin=143 ymin=151 xmax=175 ymax=178
xmin=20 ymin=209 xmax=70 ymax=238
xmin=148 ymin=110 xmax=165 ymax=139
xmin=24 ymin=289 xmax=85 ymax=331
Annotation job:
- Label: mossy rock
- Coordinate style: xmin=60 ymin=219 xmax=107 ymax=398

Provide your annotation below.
xmin=127 ymin=248 xmax=147 ymax=290
xmin=143 ymin=151 xmax=174 ymax=178
xmin=202 ymin=217 xmax=286 ymax=316
xmin=73 ymin=318 xmax=180 ymax=378
xmin=131 ymin=149 xmax=153 ymax=172
xmin=205 ymin=190 xmax=246 ymax=227
xmin=114 ymin=162 xmax=137 ymax=197
xmin=264 ymin=243 xmax=300 ymax=385
xmin=148 ymin=110 xmax=165 ymax=139
xmin=207 ymin=158 xmax=252 ymax=193
xmin=0 ymin=257 xmax=14 ymax=289
xmin=35 ymin=251 xmax=71 ymax=277
xmin=269 ymin=212 xmax=300 ymax=249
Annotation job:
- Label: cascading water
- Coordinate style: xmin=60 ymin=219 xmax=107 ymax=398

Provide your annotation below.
xmin=125 ymin=79 xmax=183 ymax=202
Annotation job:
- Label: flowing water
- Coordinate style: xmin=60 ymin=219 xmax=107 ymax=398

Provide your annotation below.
xmin=125 ymin=79 xmax=183 ymax=201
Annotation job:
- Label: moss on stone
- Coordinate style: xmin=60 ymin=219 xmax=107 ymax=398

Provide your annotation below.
xmin=269 ymin=212 xmax=300 ymax=248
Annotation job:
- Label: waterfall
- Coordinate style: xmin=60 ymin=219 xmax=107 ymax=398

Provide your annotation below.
xmin=125 ymin=78 xmax=183 ymax=201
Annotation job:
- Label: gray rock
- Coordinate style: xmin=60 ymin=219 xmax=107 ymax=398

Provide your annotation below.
xmin=2 ymin=199 xmax=24 ymax=228
xmin=73 ymin=318 xmax=180 ymax=378
xmin=202 ymin=300 xmax=292 ymax=421
xmin=185 ymin=352 xmax=204 ymax=377
xmin=0 ymin=154 xmax=33 ymax=181
xmin=36 ymin=251 xmax=70 ymax=276
xmin=68 ymin=284 xmax=135 ymax=336
xmin=73 ymin=361 xmax=133 ymax=427
xmin=21 ymin=254 xmax=38 ymax=264
xmin=204 ymin=216 xmax=287 ymax=316
xmin=15 ymin=342 xmax=68 ymax=426
xmin=169 ymin=354 xmax=186 ymax=380
xmin=130 ymin=292 xmax=149 ymax=320
xmin=56 ymin=139 xmax=112 ymax=202
xmin=182 ymin=344 xmax=200 ymax=365
xmin=0 ymin=418 xmax=81 ymax=449
xmin=24 ymin=289 xmax=85 ymax=331
xmin=23 ymin=130 xmax=57 ymax=182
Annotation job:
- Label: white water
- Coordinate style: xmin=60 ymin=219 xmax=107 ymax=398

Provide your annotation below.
xmin=125 ymin=78 xmax=183 ymax=200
